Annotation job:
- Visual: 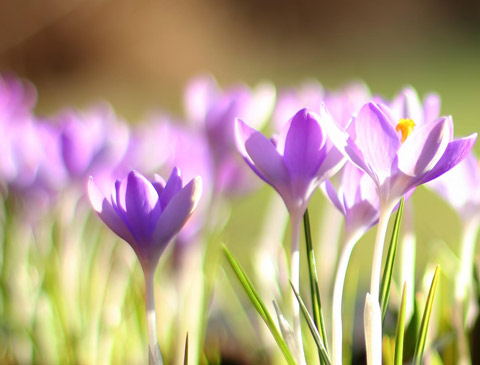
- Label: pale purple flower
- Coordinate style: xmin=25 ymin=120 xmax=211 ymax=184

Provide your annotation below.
xmin=58 ymin=103 xmax=129 ymax=185
xmin=235 ymin=107 xmax=347 ymax=218
xmin=323 ymin=161 xmax=380 ymax=239
xmin=272 ymin=80 xmax=324 ymax=131
xmin=428 ymin=152 xmax=480 ymax=220
xmin=385 ymin=86 xmax=440 ymax=126
xmin=342 ymin=101 xmax=477 ymax=209
xmin=88 ymin=168 xmax=202 ymax=273
xmin=184 ymin=75 xmax=275 ymax=196
xmin=272 ymin=81 xmax=370 ymax=132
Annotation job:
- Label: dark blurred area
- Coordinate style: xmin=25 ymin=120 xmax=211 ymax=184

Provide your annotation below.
xmin=0 ymin=0 xmax=479 ymax=121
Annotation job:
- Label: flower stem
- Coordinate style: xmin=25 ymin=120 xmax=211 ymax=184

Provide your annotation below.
xmin=332 ymin=232 xmax=361 ymax=365
xmin=367 ymin=201 xmax=395 ymax=364
xmin=290 ymin=214 xmax=306 ymax=364
xmin=144 ymin=269 xmax=163 ymax=365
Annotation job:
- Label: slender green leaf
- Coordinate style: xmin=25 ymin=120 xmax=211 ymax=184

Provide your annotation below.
xmin=184 ymin=333 xmax=188 ymax=365
xmin=290 ymin=281 xmax=331 ymax=365
xmin=380 ymin=198 xmax=405 ymax=320
xmin=394 ymin=282 xmax=408 ymax=365
xmin=413 ymin=265 xmax=440 ymax=365
xmin=222 ymin=244 xmax=296 ymax=365
xmin=303 ymin=209 xmax=329 ymax=354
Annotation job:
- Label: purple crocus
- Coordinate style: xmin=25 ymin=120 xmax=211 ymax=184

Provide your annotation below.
xmin=339 ymin=100 xmax=476 ymax=359
xmin=88 ymin=168 xmax=202 ymax=273
xmin=235 ymin=107 xmax=347 ymax=361
xmin=88 ymin=168 xmax=202 ymax=365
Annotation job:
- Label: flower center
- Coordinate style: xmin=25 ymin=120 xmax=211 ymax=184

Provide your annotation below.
xmin=395 ymin=118 xmax=416 ymax=143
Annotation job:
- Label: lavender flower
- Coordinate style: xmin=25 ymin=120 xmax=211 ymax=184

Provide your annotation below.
xmin=58 ymin=104 xmax=130 ymax=189
xmin=88 ymin=168 xmax=202 ymax=272
xmin=185 ymin=75 xmax=276 ymax=196
xmin=339 ymin=100 xmax=476 ymax=359
xmin=88 ymin=168 xmax=201 ymax=365
xmin=235 ymin=107 xmax=347 ymax=362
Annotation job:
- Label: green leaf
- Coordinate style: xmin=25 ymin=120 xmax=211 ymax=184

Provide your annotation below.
xmin=413 ymin=265 xmax=440 ymax=365
xmin=380 ymin=198 xmax=404 ymax=321
xmin=290 ymin=281 xmax=331 ymax=365
xmin=184 ymin=333 xmax=188 ymax=365
xmin=303 ymin=209 xmax=329 ymax=355
xmin=222 ymin=244 xmax=296 ymax=365
xmin=394 ymin=282 xmax=407 ymax=365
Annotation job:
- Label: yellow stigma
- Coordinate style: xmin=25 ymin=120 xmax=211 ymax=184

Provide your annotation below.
xmin=396 ymin=118 xmax=416 ymax=143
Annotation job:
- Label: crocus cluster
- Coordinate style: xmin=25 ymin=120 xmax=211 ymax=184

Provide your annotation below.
xmin=1 ymin=72 xmax=478 ymax=364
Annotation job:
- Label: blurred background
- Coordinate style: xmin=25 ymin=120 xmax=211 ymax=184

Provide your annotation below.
xmin=1 ymin=1 xmax=480 ymax=363
xmin=1 ymin=0 xmax=479 ymax=127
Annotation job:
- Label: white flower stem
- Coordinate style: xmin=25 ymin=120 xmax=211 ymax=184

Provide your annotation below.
xmin=144 ymin=269 xmax=163 ymax=365
xmin=290 ymin=214 xmax=306 ymax=364
xmin=332 ymin=231 xmax=361 ymax=365
xmin=367 ymin=201 xmax=395 ymax=364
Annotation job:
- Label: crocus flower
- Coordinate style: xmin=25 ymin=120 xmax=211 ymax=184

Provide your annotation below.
xmin=323 ymin=162 xmax=380 ymax=363
xmin=88 ymin=168 xmax=202 ymax=365
xmin=235 ymin=107 xmax=347 ymax=362
xmin=339 ymin=101 xmax=476 ymax=360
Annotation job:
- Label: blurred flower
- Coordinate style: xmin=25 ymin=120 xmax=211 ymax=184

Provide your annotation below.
xmin=272 ymin=81 xmax=370 ymax=132
xmin=381 ymin=86 xmax=440 ymax=126
xmin=57 ymin=103 xmax=130 ymax=189
xmin=235 ymin=107 xmax=347 ymax=217
xmin=428 ymin=152 xmax=480 ymax=220
xmin=323 ymin=161 xmax=379 ymax=241
xmin=88 ymin=168 xmax=202 ymax=273
xmin=185 ymin=75 xmax=276 ymax=196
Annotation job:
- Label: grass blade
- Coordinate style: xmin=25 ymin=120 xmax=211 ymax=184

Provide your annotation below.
xmin=184 ymin=333 xmax=188 ymax=365
xmin=290 ymin=281 xmax=331 ymax=365
xmin=303 ymin=209 xmax=329 ymax=354
xmin=380 ymin=198 xmax=404 ymax=321
xmin=222 ymin=244 xmax=296 ymax=365
xmin=394 ymin=282 xmax=407 ymax=365
xmin=413 ymin=265 xmax=440 ymax=365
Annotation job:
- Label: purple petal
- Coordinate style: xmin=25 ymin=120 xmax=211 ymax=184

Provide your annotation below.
xmin=321 ymin=180 xmax=345 ymax=215
xmin=391 ymin=87 xmax=422 ymax=122
xmin=160 ymin=167 xmax=183 ymax=210
xmin=235 ymin=118 xmax=289 ymax=186
xmin=354 ymin=102 xmax=401 ymax=182
xmin=124 ymin=171 xmax=161 ymax=241
xmin=423 ymin=94 xmax=440 ymax=124
xmin=88 ymin=177 xmax=136 ymax=246
xmin=418 ymin=134 xmax=477 ymax=185
xmin=282 ymin=109 xmax=326 ymax=178
xmin=153 ymin=177 xmax=203 ymax=249
xmin=397 ymin=117 xmax=451 ymax=176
